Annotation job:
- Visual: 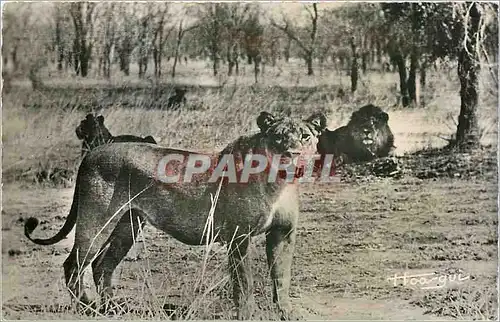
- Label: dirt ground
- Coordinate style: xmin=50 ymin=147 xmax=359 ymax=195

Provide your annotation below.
xmin=2 ymin=171 xmax=497 ymax=319
xmin=1 ymin=62 xmax=498 ymax=320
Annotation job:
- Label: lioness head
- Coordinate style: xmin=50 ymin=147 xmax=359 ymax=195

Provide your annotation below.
xmin=75 ymin=114 xmax=113 ymax=152
xmin=256 ymin=111 xmax=327 ymax=156
xmin=75 ymin=114 xmax=110 ymax=140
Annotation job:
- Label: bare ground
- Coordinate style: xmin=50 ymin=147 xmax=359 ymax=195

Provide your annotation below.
xmin=2 ymin=66 xmax=498 ymax=320
xmin=2 ymin=173 xmax=497 ymax=320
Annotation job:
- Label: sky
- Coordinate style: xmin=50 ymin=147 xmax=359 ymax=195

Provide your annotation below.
xmin=167 ymin=2 xmax=347 ymax=25
xmin=3 ymin=2 xmax=350 ymax=27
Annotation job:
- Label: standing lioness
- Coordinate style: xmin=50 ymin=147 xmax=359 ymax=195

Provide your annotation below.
xmin=24 ymin=111 xmax=327 ymax=320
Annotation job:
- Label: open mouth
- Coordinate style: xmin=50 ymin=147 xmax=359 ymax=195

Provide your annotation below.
xmin=362 ymin=138 xmax=374 ymax=145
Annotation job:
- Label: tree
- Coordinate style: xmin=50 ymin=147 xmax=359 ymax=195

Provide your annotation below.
xmin=151 ymin=4 xmax=172 ymax=78
xmin=115 ymin=4 xmax=136 ymax=76
xmin=68 ymin=2 xmax=96 ymax=77
xmin=137 ymin=6 xmax=153 ymax=79
xmin=3 ymin=3 xmax=52 ymax=89
xmin=52 ymin=4 xmax=71 ymax=72
xmin=196 ymin=4 xmax=225 ymax=76
xmin=454 ymin=2 xmax=482 ymax=148
xmin=222 ymin=4 xmax=252 ymax=76
xmin=382 ymin=3 xmax=462 ymax=107
xmin=241 ymin=9 xmax=263 ymax=83
xmin=171 ymin=19 xmax=199 ymax=78
xmin=94 ymin=3 xmax=116 ymax=78
xmin=3 ymin=3 xmax=33 ymax=73
xmin=271 ymin=3 xmax=319 ymax=76
xmin=349 ymin=36 xmax=359 ymax=93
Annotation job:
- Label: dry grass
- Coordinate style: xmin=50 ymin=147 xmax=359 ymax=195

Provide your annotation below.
xmin=2 ymin=60 xmax=498 ymax=320
xmin=3 ymin=62 xmax=497 ymax=185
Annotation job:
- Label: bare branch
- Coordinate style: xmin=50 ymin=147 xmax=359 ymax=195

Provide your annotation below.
xmin=304 ymin=4 xmax=314 ymax=21
xmin=270 ymin=19 xmax=308 ymax=53
xmin=183 ymin=23 xmax=200 ymax=34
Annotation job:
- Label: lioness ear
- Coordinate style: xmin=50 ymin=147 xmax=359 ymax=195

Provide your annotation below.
xmin=97 ymin=115 xmax=105 ymax=124
xmin=305 ymin=113 xmax=327 ymax=133
xmin=257 ymin=111 xmax=276 ymax=132
xmin=85 ymin=113 xmax=94 ymax=120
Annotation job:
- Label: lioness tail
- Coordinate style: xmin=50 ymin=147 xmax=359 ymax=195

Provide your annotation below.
xmin=24 ymin=186 xmax=79 ymax=246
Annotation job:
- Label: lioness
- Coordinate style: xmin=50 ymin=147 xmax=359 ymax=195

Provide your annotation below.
xmin=76 ymin=113 xmax=157 ymax=156
xmin=317 ymin=104 xmax=395 ymax=164
xmin=25 ymin=111 xmax=326 ymax=320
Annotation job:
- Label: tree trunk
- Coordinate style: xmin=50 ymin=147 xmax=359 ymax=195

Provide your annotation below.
xmin=305 ymin=52 xmax=314 ymax=76
xmin=338 ymin=56 xmax=344 ymax=75
xmin=153 ymin=18 xmax=164 ymax=78
xmin=153 ymin=49 xmax=159 ymax=77
xmin=420 ymin=59 xmax=427 ymax=89
xmin=350 ymin=37 xmax=358 ymax=93
xmin=79 ymin=42 xmax=90 ymax=77
xmin=118 ymin=41 xmax=132 ymax=76
xmin=172 ymin=21 xmax=183 ymax=79
xmin=98 ymin=57 xmax=103 ymax=76
xmin=350 ymin=61 xmax=358 ymax=92
xmin=419 ymin=59 xmax=427 ymax=106
xmin=105 ymin=48 xmax=111 ymax=79
xmin=253 ymin=54 xmax=261 ymax=83
xmin=227 ymin=45 xmax=234 ymax=76
xmin=56 ymin=18 xmax=64 ymax=71
xmin=407 ymin=48 xmax=419 ymax=106
xmin=361 ymin=52 xmax=367 ymax=74
xmin=394 ymin=53 xmax=409 ymax=107
xmin=213 ymin=54 xmax=219 ymax=76
xmin=235 ymin=51 xmax=239 ymax=75
xmin=172 ymin=53 xmax=178 ymax=78
xmin=139 ymin=61 xmax=144 ymax=78
xmin=11 ymin=46 xmax=18 ymax=72
xmin=211 ymin=45 xmax=220 ymax=77
xmin=73 ymin=38 xmax=80 ymax=75
xmin=158 ymin=26 xmax=163 ymax=77
xmin=270 ymin=40 xmax=277 ymax=67
xmin=455 ymin=2 xmax=481 ymax=149
xmin=376 ymin=39 xmax=382 ymax=64
xmin=284 ymin=38 xmax=291 ymax=63
xmin=158 ymin=49 xmax=162 ymax=77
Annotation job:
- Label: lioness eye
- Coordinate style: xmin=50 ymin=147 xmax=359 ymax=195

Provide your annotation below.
xmin=302 ymin=133 xmax=311 ymax=141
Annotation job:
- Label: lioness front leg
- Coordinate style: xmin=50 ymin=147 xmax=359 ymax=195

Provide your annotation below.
xmin=228 ymin=235 xmax=254 ymax=320
xmin=265 ymin=222 xmax=299 ymax=320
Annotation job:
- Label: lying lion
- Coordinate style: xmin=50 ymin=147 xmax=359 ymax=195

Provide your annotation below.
xmin=25 ymin=111 xmax=327 ymax=320
xmin=317 ymin=104 xmax=395 ymax=164
xmin=76 ymin=113 xmax=157 ymax=156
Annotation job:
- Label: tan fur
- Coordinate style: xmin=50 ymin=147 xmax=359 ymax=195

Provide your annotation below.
xmin=26 ymin=111 xmax=326 ymax=320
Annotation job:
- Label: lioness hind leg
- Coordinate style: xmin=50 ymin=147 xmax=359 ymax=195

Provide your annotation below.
xmin=64 ymin=239 xmax=110 ymax=313
xmin=64 ymin=213 xmax=125 ymax=313
xmin=64 ymin=248 xmax=92 ymax=308
xmin=228 ymin=235 xmax=253 ymax=320
xmin=92 ymin=209 xmax=144 ymax=309
xmin=265 ymin=222 xmax=299 ymax=320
